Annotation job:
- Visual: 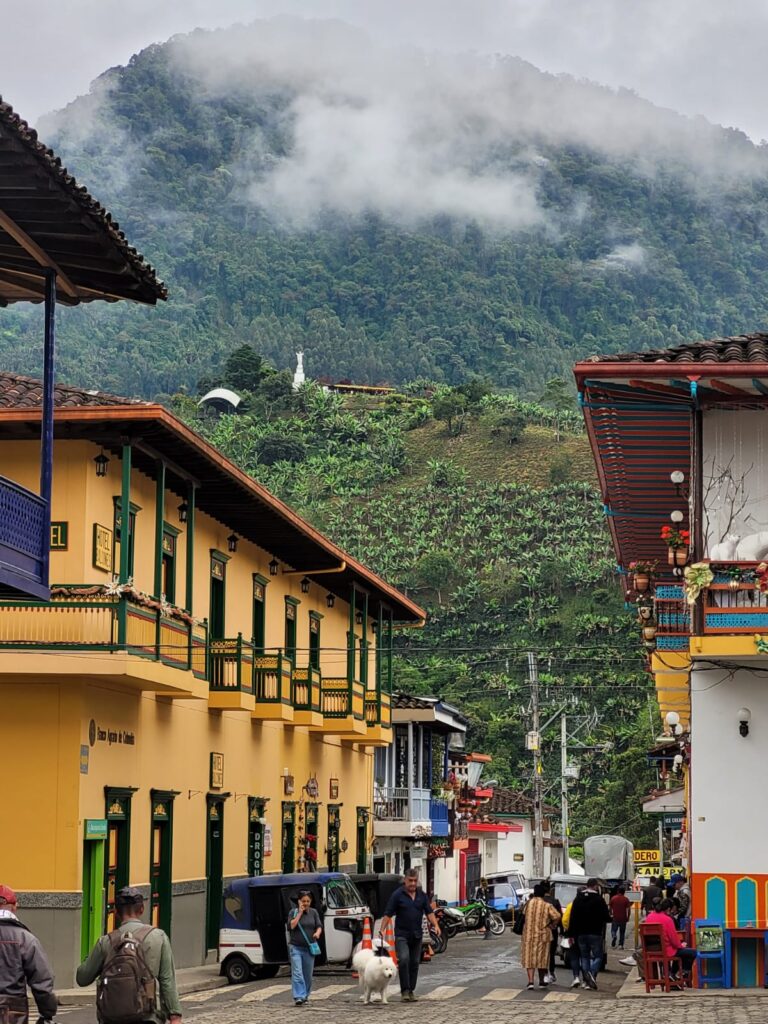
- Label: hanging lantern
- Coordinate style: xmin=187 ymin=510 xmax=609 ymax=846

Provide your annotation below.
xmin=177 ymin=502 xmax=188 ymax=523
xmin=300 ymin=577 xmax=311 ymax=594
xmin=269 ymin=558 xmax=279 ymax=577
xmin=227 ymin=533 xmax=238 ymax=553
xmin=326 ymin=593 xmax=336 ymax=608
xmin=94 ymin=451 xmax=109 ymax=477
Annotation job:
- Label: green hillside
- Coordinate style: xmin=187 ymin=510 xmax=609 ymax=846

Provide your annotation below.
xmin=3 ymin=22 xmax=768 ymax=399
xmin=178 ymin=362 xmax=658 ymax=847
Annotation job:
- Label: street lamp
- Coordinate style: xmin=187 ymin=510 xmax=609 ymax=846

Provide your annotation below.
xmin=738 ymin=707 xmax=752 ymax=738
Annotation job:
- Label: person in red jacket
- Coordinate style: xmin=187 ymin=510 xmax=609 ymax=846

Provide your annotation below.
xmin=645 ymin=899 xmax=696 ymax=980
xmin=609 ymin=886 xmax=631 ymax=949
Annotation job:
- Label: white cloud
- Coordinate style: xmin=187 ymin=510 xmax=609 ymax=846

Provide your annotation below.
xmin=593 ymin=243 xmax=648 ymax=273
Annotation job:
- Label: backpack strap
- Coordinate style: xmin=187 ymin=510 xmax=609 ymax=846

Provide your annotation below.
xmin=106 ymin=925 xmax=157 ymax=952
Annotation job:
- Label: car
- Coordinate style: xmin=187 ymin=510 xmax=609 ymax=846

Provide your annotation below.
xmin=472 ymin=881 xmax=518 ymax=921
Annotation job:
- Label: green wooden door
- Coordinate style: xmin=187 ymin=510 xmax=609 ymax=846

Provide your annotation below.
xmin=206 ymin=799 xmax=225 ymax=950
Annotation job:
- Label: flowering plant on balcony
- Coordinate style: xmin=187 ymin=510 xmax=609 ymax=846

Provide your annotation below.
xmin=683 ymin=562 xmax=714 ymax=605
xmin=628 ymin=560 xmax=657 ymax=574
xmin=754 ymin=563 xmax=768 ymax=593
xmin=661 ymin=525 xmax=690 ymax=550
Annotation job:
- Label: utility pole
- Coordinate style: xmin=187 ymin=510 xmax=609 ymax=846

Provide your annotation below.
xmin=528 ymin=652 xmax=544 ymax=878
xmin=561 ymin=714 xmax=569 ymax=872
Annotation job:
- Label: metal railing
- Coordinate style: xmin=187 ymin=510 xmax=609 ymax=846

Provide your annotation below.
xmin=374 ymin=786 xmax=432 ymax=821
xmin=0 ymin=475 xmax=48 ymax=594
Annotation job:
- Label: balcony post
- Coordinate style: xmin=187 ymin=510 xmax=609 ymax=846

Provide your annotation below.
xmin=39 ymin=269 xmax=56 ymax=589
xmin=185 ymin=483 xmax=196 ymax=614
xmin=376 ymin=604 xmax=383 ymax=697
xmin=236 ymin=632 xmax=242 ymax=689
xmin=407 ymin=722 xmax=415 ymax=814
xmin=347 ymin=588 xmax=356 ymax=682
xmin=153 ymin=461 xmax=166 ymax=598
xmin=692 ymin=405 xmax=704 ymax=635
xmin=119 ymin=443 xmax=132 ymax=584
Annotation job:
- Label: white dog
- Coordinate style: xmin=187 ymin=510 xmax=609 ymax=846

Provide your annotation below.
xmin=362 ymin=954 xmax=397 ymax=1004
xmin=353 ymin=945 xmax=376 ymax=993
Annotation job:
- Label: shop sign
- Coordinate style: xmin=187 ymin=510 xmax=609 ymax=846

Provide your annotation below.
xmin=84 ymin=819 xmax=108 ymax=841
xmin=663 ymin=813 xmax=685 ymax=830
xmin=93 ymin=524 xmax=113 ymax=573
xmin=50 ymin=522 xmax=68 ymax=549
xmin=513 ymin=853 xmax=524 ymax=862
xmin=210 ymin=752 xmax=224 ymax=790
xmin=634 ymin=849 xmax=661 ymax=864
xmin=264 ymin=823 xmax=273 ymax=857
xmin=88 ymin=719 xmax=136 ymax=747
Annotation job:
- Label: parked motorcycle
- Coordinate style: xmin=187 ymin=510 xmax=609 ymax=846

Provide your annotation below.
xmin=440 ymin=898 xmax=506 ymax=938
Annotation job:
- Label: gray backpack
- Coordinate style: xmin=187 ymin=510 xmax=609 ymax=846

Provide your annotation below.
xmin=96 ymin=926 xmax=157 ymax=1024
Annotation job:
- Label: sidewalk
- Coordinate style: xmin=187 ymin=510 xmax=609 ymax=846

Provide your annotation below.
xmin=57 ymin=964 xmax=227 ymax=1006
xmin=617 ymin=967 xmax=768 ymax=999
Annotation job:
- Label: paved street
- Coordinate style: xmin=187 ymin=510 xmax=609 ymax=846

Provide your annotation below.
xmin=57 ymin=930 xmax=768 ymax=1024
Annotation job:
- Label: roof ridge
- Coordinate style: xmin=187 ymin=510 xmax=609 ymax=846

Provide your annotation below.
xmin=585 ymin=330 xmax=768 ymax=365
xmin=0 ymin=371 xmax=151 ymax=408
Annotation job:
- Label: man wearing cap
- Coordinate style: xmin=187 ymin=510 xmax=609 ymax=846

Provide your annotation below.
xmin=0 ymin=884 xmax=58 ymax=1024
xmin=77 ymin=887 xmax=181 ymax=1024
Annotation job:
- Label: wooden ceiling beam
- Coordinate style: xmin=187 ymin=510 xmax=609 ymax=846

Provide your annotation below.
xmin=0 ymin=208 xmax=78 ymax=298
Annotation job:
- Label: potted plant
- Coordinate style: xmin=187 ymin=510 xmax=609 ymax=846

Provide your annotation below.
xmin=661 ymin=525 xmax=691 ymax=566
xmin=629 ymin=560 xmax=657 ymax=593
xmin=636 ymin=593 xmax=654 ymax=621
xmin=683 ymin=562 xmax=714 ymax=605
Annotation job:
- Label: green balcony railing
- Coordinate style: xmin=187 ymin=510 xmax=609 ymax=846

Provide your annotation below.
xmin=209 ymin=634 xmax=255 ymax=692
xmin=254 ymin=651 xmax=293 ymax=704
xmin=293 ymin=665 xmax=321 ymax=711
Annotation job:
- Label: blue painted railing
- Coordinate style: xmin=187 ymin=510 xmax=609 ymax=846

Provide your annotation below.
xmin=0 ymin=475 xmax=49 ymax=599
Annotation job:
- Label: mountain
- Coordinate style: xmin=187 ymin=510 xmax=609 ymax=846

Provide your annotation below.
xmin=5 ymin=19 xmax=768 ymax=398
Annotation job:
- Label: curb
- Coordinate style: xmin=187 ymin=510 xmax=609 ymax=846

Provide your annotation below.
xmin=56 ymin=972 xmax=228 ymax=1007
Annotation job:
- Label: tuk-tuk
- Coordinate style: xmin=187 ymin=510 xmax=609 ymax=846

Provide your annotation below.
xmin=349 ymin=873 xmax=402 ymax=932
xmin=219 ymin=872 xmax=370 ymax=984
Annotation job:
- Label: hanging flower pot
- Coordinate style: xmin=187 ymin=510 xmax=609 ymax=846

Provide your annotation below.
xmin=642 ymin=624 xmax=657 ymax=641
xmin=634 ymin=572 xmax=651 ymax=592
xmin=674 ymin=547 xmax=689 ymax=566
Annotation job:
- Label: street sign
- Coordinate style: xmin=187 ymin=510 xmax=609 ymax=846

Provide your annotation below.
xmin=626 ymin=890 xmax=643 ymax=904
xmin=84 ymin=819 xmax=108 ymax=841
xmin=663 ymin=813 xmax=685 ymax=829
xmin=634 ymin=848 xmax=661 ymax=864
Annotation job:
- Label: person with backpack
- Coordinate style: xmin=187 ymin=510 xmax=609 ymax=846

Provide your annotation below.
xmin=76 ymin=886 xmax=181 ymax=1024
xmin=0 ymin=884 xmax=58 ymax=1024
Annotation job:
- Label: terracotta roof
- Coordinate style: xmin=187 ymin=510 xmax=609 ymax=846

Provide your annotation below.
xmin=0 ymin=372 xmax=150 ymax=409
xmin=0 ymin=97 xmax=166 ymax=305
xmin=585 ymin=333 xmax=768 ymax=365
xmin=482 ymin=786 xmax=557 ymax=818
xmin=392 ymin=692 xmax=467 ymax=723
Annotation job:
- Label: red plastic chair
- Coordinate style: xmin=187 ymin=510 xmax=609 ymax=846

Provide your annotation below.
xmin=639 ymin=923 xmax=684 ymax=993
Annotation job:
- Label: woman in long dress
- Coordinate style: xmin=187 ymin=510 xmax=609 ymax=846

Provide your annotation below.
xmin=521 ymin=883 xmax=561 ymax=989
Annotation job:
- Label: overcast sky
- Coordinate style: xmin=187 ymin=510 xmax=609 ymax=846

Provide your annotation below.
xmin=6 ymin=0 xmax=768 ymax=141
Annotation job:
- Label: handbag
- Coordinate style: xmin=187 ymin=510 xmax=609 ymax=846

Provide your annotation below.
xmin=559 ymin=936 xmax=573 ymax=949
xmin=512 ymin=911 xmax=525 ymax=936
xmin=296 ymin=915 xmax=322 ymax=956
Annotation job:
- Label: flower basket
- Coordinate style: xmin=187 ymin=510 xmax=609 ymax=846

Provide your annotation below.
xmin=683 ymin=562 xmax=714 ymax=606
xmin=634 ymin=573 xmax=651 ymax=592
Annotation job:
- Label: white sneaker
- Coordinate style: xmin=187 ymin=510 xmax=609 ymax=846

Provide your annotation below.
xmin=580 ymin=982 xmax=588 ymax=989
xmin=543 ymin=973 xmax=552 ymax=984
xmin=619 ymin=956 xmax=637 ymax=967
xmin=570 ymin=978 xmax=581 ymax=988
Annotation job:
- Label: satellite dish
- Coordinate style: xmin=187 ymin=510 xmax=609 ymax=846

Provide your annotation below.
xmin=198 ymin=388 xmax=242 ymax=413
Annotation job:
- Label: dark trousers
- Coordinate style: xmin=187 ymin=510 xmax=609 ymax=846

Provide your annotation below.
xmin=395 ymin=934 xmax=423 ymax=994
xmin=578 ymin=933 xmax=603 ymax=978
xmin=611 ymin=921 xmax=627 ymax=946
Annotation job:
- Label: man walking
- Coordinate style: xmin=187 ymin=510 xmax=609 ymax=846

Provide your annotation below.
xmin=609 ymin=886 xmax=631 ymax=949
xmin=77 ymin=887 xmax=182 ymax=1024
xmin=0 ymin=884 xmax=57 ymax=1024
xmin=566 ymin=878 xmax=610 ymax=990
xmin=380 ymin=869 xmax=440 ymax=1002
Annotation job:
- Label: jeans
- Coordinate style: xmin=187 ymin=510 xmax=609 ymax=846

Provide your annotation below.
xmin=611 ymin=922 xmax=627 ymax=947
xmin=289 ymin=945 xmax=315 ymax=1002
xmin=577 ymin=934 xmax=603 ymax=978
xmin=395 ymin=934 xmax=423 ymax=994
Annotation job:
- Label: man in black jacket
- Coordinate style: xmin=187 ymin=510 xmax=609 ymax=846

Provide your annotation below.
xmin=0 ymin=885 xmax=57 ymax=1024
xmin=566 ymin=879 xmax=610 ymax=990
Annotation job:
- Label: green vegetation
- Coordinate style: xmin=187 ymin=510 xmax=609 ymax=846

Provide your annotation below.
xmin=179 ymin=365 xmax=659 ymax=847
xmin=4 ymin=33 xmax=768 ymax=404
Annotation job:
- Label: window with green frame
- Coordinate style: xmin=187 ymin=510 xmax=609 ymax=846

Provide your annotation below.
xmin=309 ymin=612 xmax=321 ymax=669
xmin=113 ymin=499 xmax=139 ymax=578
xmin=161 ymin=526 xmax=179 ymax=604
xmin=285 ymin=598 xmax=299 ymax=663
xmin=253 ymin=576 xmax=268 ymax=653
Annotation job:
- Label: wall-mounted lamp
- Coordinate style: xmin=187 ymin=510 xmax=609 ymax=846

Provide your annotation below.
xmin=300 ymin=576 xmax=311 ymax=594
xmin=227 ymin=533 xmax=238 ymax=553
xmin=670 ymin=470 xmax=686 ymax=496
xmin=670 ymin=509 xmax=685 ymax=524
xmin=177 ymin=501 xmax=188 ymax=523
xmin=269 ymin=558 xmax=279 ymax=577
xmin=326 ymin=593 xmax=336 ymax=608
xmin=94 ymin=451 xmax=110 ymax=478
xmin=738 ymin=706 xmax=752 ymax=738
xmin=355 ymin=610 xmax=363 ymax=626
xmin=341 ymin=839 xmax=349 ymax=853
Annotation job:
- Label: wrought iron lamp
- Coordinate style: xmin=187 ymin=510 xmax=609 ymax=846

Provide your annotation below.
xmin=94 ymin=451 xmax=109 ymax=477
xmin=227 ymin=533 xmax=238 ymax=553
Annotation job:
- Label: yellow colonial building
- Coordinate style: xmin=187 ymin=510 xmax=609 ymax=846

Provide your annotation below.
xmin=0 ymin=373 xmax=423 ymax=983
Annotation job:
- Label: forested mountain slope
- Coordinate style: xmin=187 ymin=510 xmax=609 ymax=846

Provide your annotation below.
xmin=3 ymin=19 xmax=768 ymax=398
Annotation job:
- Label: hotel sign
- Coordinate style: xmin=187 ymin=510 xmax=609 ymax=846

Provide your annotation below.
xmin=93 ymin=524 xmax=113 ymax=572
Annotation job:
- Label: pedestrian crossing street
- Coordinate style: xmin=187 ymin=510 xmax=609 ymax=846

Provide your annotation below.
xmin=182 ymin=981 xmax=584 ymax=1006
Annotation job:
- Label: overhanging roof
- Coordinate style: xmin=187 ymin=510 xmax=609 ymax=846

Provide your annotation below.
xmin=0 ymin=98 xmax=165 ymax=306
xmin=642 ymin=788 xmax=685 ymax=814
xmin=0 ymin=385 xmax=425 ymax=623
xmin=392 ymin=693 xmax=467 ymax=731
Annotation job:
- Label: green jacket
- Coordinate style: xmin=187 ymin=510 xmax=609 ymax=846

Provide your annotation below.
xmin=76 ymin=920 xmax=182 ymax=1022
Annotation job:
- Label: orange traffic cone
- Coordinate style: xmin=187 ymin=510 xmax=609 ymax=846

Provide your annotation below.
xmin=362 ymin=915 xmax=373 ymax=950
xmin=385 ymin=921 xmax=398 ymax=966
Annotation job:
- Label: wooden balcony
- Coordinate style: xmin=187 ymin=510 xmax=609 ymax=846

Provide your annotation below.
xmin=364 ymin=690 xmax=392 ymax=745
xmin=321 ymin=677 xmax=367 ymax=737
xmin=208 ymin=634 xmax=255 ymax=711
xmin=0 ymin=475 xmax=49 ymax=600
xmin=291 ymin=666 xmax=323 ymax=728
xmin=0 ymin=586 xmax=208 ymax=698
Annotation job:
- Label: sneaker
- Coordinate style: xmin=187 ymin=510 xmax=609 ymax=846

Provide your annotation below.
xmin=570 ymin=978 xmax=581 ymax=989
xmin=526 ymin=983 xmax=534 ymax=990
xmin=611 ymin=939 xmax=616 ymax=947
xmin=619 ymin=956 xmax=637 ymax=967
xmin=401 ymin=994 xmax=410 ymax=1003
xmin=549 ymin=973 xmax=557 ymax=984
xmin=584 ymin=971 xmax=598 ymax=990
xmin=580 ymin=982 xmax=588 ymax=989
xmin=408 ymin=993 xmax=419 ymax=1002
xmin=537 ymin=983 xmax=548 ymax=989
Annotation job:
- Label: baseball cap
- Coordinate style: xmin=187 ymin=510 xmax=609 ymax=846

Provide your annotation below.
xmin=0 ymin=885 xmax=17 ymax=905
xmin=115 ymin=886 xmax=145 ymax=907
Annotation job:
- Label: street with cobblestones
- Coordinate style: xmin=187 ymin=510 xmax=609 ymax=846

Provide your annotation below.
xmin=58 ymin=930 xmax=768 ymax=1024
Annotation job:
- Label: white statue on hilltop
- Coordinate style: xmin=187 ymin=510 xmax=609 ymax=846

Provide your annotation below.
xmin=292 ymin=351 xmax=305 ymax=391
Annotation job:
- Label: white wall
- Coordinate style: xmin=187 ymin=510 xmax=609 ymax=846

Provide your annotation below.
xmin=702 ymin=409 xmax=768 ymax=552
xmin=494 ymin=821 xmax=533 ymax=879
xmin=433 ymin=855 xmax=460 ymax=903
xmin=690 ymin=664 xmax=768 ymax=874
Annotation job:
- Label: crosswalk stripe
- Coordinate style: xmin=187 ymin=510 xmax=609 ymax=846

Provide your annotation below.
xmin=543 ymin=992 xmax=579 ymax=1001
xmin=310 ymin=984 xmax=355 ymax=1000
xmin=238 ymin=983 xmax=292 ymax=1002
xmin=482 ymin=988 xmax=523 ymax=1000
xmin=423 ymin=985 xmax=466 ymax=1000
xmin=183 ymin=990 xmax=226 ymax=1003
